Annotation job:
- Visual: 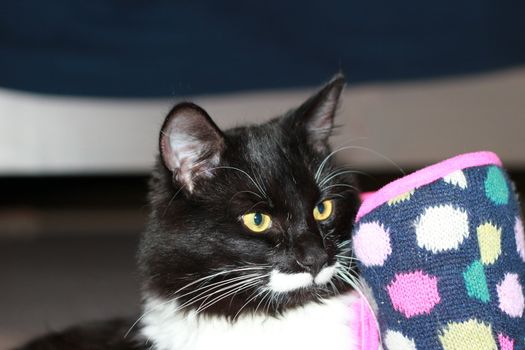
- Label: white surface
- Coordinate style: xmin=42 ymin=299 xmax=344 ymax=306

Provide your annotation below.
xmin=1 ymin=66 xmax=525 ymax=175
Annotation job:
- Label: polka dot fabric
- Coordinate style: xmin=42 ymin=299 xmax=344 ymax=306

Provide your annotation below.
xmin=353 ymin=152 xmax=525 ymax=350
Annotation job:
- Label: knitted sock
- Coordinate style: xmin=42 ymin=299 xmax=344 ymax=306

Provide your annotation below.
xmin=352 ymin=151 xmax=525 ymax=350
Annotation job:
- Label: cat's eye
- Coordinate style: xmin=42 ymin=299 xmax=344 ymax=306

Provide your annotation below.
xmin=313 ymin=199 xmax=333 ymax=221
xmin=241 ymin=212 xmax=272 ymax=233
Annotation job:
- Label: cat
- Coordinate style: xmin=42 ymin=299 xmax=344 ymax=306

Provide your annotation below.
xmin=17 ymin=74 xmax=361 ymax=350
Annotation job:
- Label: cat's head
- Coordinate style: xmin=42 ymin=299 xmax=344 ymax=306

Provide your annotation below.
xmin=139 ymin=74 xmax=359 ymax=318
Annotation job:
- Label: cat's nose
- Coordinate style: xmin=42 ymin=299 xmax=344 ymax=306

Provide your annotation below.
xmin=295 ymin=248 xmax=329 ymax=276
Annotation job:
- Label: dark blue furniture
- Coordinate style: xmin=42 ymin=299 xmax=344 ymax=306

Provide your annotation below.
xmin=1 ymin=0 xmax=524 ymax=97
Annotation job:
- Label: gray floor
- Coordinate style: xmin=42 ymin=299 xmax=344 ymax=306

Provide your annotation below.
xmin=0 ymin=234 xmax=141 ymax=349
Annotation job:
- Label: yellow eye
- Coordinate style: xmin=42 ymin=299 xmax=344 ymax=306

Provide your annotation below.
xmin=313 ymin=199 xmax=333 ymax=221
xmin=241 ymin=212 xmax=272 ymax=233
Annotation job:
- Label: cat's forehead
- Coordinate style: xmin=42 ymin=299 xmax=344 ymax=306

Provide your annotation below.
xmin=228 ymin=122 xmax=308 ymax=174
xmin=220 ymin=122 xmax=321 ymax=212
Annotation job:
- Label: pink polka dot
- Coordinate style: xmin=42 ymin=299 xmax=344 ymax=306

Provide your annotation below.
xmin=387 ymin=270 xmax=441 ymax=318
xmin=353 ymin=222 xmax=392 ymax=267
xmin=498 ymin=333 xmax=515 ymax=350
xmin=497 ymin=273 xmax=525 ymax=318
xmin=515 ymin=217 xmax=525 ymax=263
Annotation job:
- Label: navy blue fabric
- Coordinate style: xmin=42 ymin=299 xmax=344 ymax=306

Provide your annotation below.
xmin=1 ymin=1 xmax=525 ymax=97
xmin=355 ymin=165 xmax=525 ymax=349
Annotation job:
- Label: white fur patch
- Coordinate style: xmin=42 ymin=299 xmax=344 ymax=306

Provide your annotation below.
xmin=267 ymin=263 xmax=339 ymax=293
xmin=140 ymin=293 xmax=358 ymax=350
xmin=268 ymin=270 xmax=313 ymax=293
xmin=314 ymin=263 xmax=339 ymax=285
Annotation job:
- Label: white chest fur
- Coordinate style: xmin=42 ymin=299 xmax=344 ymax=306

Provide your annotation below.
xmin=140 ymin=293 xmax=358 ymax=350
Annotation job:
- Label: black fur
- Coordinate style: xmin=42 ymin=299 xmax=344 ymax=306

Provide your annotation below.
xmin=16 ymin=74 xmax=359 ymax=349
xmin=14 ymin=318 xmax=142 ymax=350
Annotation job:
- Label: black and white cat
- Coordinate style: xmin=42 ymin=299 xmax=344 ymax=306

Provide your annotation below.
xmin=18 ymin=75 xmax=361 ymax=350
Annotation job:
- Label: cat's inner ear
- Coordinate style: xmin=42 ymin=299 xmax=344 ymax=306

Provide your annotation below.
xmin=160 ymin=102 xmax=225 ymax=193
xmin=294 ymin=74 xmax=345 ymax=152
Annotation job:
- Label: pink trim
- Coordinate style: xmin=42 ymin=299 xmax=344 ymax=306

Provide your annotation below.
xmin=349 ymin=296 xmax=379 ymax=350
xmin=359 ymin=192 xmax=375 ymax=202
xmin=356 ymin=151 xmax=502 ymax=221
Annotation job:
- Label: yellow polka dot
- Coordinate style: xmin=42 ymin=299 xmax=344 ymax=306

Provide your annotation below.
xmin=477 ymin=222 xmax=502 ymax=265
xmin=388 ymin=190 xmax=415 ymax=206
xmin=439 ymin=319 xmax=497 ymax=350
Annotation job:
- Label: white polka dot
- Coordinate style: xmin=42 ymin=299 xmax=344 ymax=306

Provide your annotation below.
xmin=443 ymin=170 xmax=468 ymax=189
xmin=415 ymin=205 xmax=469 ymax=253
xmin=384 ymin=330 xmax=417 ymax=350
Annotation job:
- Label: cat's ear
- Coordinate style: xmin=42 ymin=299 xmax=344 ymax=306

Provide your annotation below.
xmin=293 ymin=74 xmax=345 ymax=152
xmin=159 ymin=102 xmax=225 ymax=193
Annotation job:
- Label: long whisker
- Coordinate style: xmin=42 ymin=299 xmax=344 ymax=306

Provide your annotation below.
xmin=265 ymin=291 xmax=275 ymax=314
xmin=124 ymin=265 xmax=269 ymax=338
xmin=318 ymin=169 xmax=368 ymax=187
xmin=334 ymin=265 xmax=382 ymax=345
xmin=242 ymin=201 xmax=268 ymax=215
xmin=321 ymin=183 xmax=359 ymax=192
xmin=337 ymin=239 xmax=351 ymax=248
xmin=233 ymin=288 xmax=267 ymax=320
xmin=195 ymin=281 xmax=261 ymax=314
xmin=229 ymin=191 xmax=263 ymax=206
xmin=343 ymin=145 xmax=406 ymax=175
xmin=162 ymin=185 xmax=185 ymax=217
xmin=315 ymin=146 xmax=354 ymax=182
xmin=163 ymin=164 xmax=269 ymax=217
xmin=177 ymin=274 xmax=263 ymax=311
xmin=254 ymin=289 xmax=272 ymax=314
xmin=253 ymin=170 xmax=268 ymax=194
xmin=336 ymin=255 xmax=358 ymax=261
xmin=176 ymin=273 xmax=261 ymax=303
xmin=164 ymin=273 xmax=264 ymax=315
xmin=161 ymin=168 xmax=214 ymax=217
xmin=195 ymin=275 xmax=267 ymax=313
xmin=171 ymin=266 xmax=270 ymax=296
xmin=315 ymin=145 xmax=405 ymax=183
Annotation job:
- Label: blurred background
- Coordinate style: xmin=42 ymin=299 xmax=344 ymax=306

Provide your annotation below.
xmin=1 ymin=1 xmax=525 ymax=348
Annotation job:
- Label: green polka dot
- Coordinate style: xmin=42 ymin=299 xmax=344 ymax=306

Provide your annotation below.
xmin=463 ymin=260 xmax=490 ymax=303
xmin=484 ymin=166 xmax=509 ymax=205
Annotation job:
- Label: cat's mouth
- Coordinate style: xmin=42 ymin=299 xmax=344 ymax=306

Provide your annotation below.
xmin=267 ymin=262 xmax=340 ymax=293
